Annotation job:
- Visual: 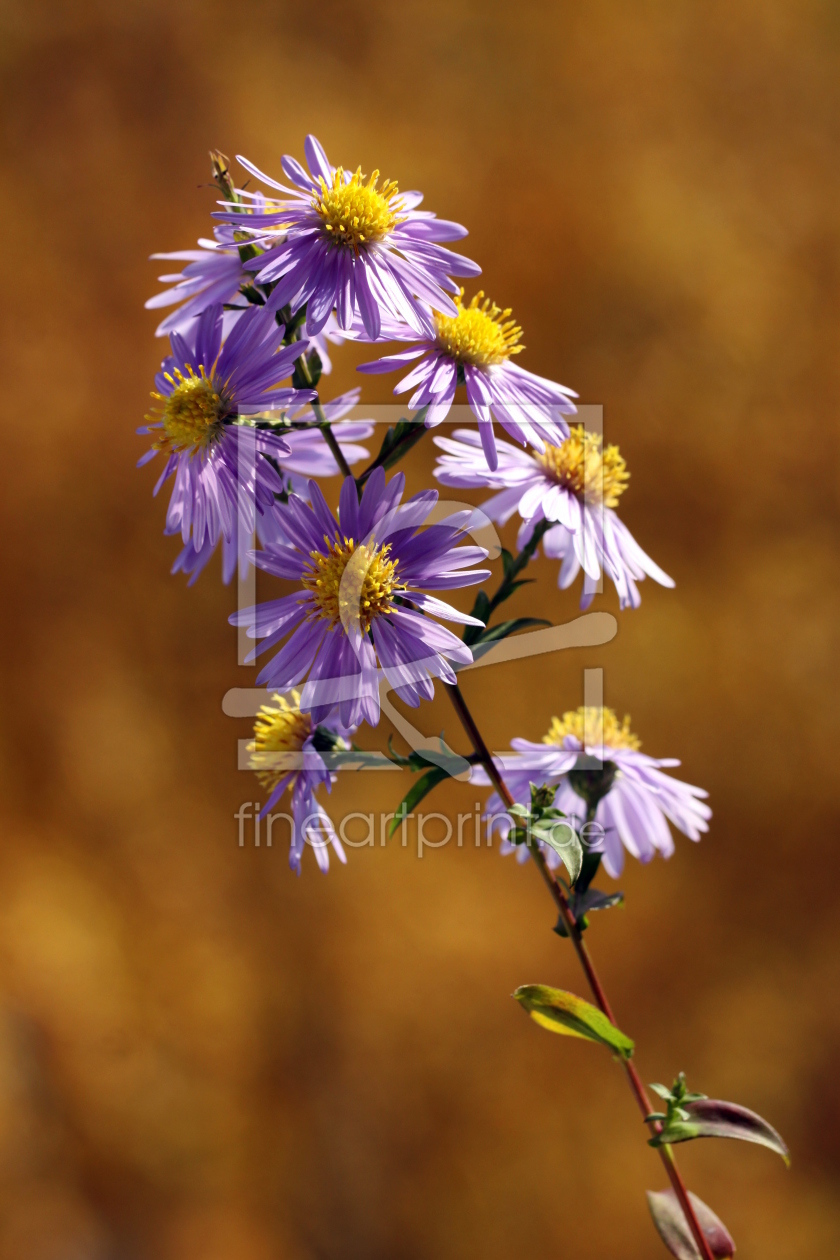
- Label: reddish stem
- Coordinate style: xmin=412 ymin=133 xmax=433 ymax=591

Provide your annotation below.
xmin=446 ymin=682 xmax=717 ymax=1260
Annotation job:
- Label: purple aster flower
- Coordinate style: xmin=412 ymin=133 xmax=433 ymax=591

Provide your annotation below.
xmin=434 ymin=425 xmax=673 ymax=608
xmin=138 ymin=303 xmax=314 ymax=560
xmin=171 ymin=389 xmax=373 ymax=585
xmin=474 ymin=707 xmax=710 ymax=878
xmin=231 ymin=469 xmax=491 ymax=728
xmin=145 ymin=226 xmax=250 ymax=338
xmin=357 ymin=291 xmax=576 ymax=471
xmin=146 ymin=227 xmax=350 ymax=371
xmin=249 ymin=690 xmax=351 ymax=874
xmin=217 ymin=134 xmax=481 ymax=341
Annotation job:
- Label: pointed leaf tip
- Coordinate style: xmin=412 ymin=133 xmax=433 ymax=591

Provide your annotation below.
xmin=647 ymin=1188 xmax=735 ymax=1259
xmin=513 ymin=984 xmax=634 ymax=1058
xmin=650 ymin=1098 xmax=790 ymax=1166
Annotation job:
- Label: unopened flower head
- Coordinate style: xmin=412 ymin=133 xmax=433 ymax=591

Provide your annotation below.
xmin=248 ymin=691 xmax=350 ymax=875
xmin=231 ymin=468 xmax=490 ymax=729
xmin=434 ymin=425 xmax=672 ymax=608
xmin=358 ymin=290 xmax=576 ymax=471
xmin=474 ymin=705 xmax=710 ymax=878
xmin=216 ymin=135 xmax=481 ymax=342
xmin=138 ymin=303 xmax=313 ymax=556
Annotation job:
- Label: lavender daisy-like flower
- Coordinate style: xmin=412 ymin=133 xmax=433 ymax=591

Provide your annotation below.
xmin=145 ymin=226 xmax=250 ymax=338
xmin=171 ymin=389 xmax=373 ymax=585
xmin=231 ymin=468 xmax=490 ymax=728
xmin=248 ymin=691 xmax=350 ymax=874
xmin=434 ymin=424 xmax=673 ymax=608
xmin=146 ymin=226 xmax=350 ymax=372
xmin=217 ymin=135 xmax=480 ymax=341
xmin=138 ymin=303 xmax=314 ymax=560
xmin=475 ymin=706 xmax=710 ymax=878
xmin=357 ymin=291 xmax=576 ymax=471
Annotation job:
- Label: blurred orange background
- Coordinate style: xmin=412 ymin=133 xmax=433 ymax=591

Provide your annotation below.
xmin=1 ymin=1 xmax=839 ymax=1256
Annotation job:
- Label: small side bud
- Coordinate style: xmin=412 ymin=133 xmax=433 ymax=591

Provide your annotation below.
xmin=210 ymin=150 xmax=238 ymax=205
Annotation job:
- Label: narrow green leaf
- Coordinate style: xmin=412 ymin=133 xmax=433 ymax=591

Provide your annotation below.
xmin=379 ymin=419 xmax=427 ymax=471
xmin=513 ymin=984 xmax=634 ymax=1058
xmin=470 ymin=617 xmax=551 ymax=654
xmin=387 ymin=767 xmax=449 ymax=837
xmin=647 ymin=1189 xmax=735 ymax=1259
xmin=463 ymin=591 xmax=491 ymax=645
xmin=486 ymin=578 xmax=534 ymax=616
xmin=650 ymin=1098 xmax=790 ymax=1165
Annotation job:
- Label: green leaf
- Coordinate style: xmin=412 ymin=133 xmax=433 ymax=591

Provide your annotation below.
xmin=553 ymin=887 xmax=624 ymax=936
xmin=385 ymin=736 xmax=471 ymax=776
xmin=486 ymin=579 xmax=534 ymax=616
xmin=647 ymin=1189 xmax=735 ymax=1259
xmin=367 ymin=417 xmax=428 ymax=476
xmin=513 ymin=985 xmax=634 ymax=1058
xmin=649 ymin=1098 xmax=790 ymax=1165
xmin=532 ymin=821 xmax=583 ymax=884
xmin=573 ymin=887 xmax=624 ymax=915
xmin=470 ymin=617 xmax=552 ymax=655
xmin=463 ymin=591 xmax=491 ymax=646
xmin=387 ymin=767 xmax=449 ymax=837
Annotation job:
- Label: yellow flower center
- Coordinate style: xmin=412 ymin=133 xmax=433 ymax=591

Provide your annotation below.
xmin=248 ymin=691 xmax=313 ymax=792
xmin=148 ymin=366 xmax=227 ymax=455
xmin=543 ymin=706 xmax=641 ymax=751
xmin=434 ymin=290 xmax=524 ymax=367
xmin=536 ymin=426 xmax=629 ymax=508
xmin=302 ymin=535 xmax=405 ymax=632
xmin=313 ymin=167 xmax=403 ymax=253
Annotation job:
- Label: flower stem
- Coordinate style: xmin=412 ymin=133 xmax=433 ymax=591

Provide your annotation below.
xmin=318 ymin=416 xmax=354 ymax=481
xmin=293 ymin=351 xmax=355 ymax=482
xmin=445 ymin=680 xmax=717 ymax=1260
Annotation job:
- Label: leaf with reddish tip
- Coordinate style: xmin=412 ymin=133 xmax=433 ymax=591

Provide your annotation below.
xmin=650 ymin=1098 xmax=790 ymax=1165
xmin=647 ymin=1189 xmax=735 ymax=1259
xmin=513 ymin=985 xmax=634 ymax=1058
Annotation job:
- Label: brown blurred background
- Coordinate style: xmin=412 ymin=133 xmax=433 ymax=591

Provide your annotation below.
xmin=1 ymin=1 xmax=839 ymax=1256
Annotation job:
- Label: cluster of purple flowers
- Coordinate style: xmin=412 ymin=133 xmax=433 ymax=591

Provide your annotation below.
xmin=140 ymin=134 xmax=708 ymax=874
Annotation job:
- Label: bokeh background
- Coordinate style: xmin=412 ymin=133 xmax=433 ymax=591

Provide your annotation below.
xmin=1 ymin=1 xmax=839 ymax=1256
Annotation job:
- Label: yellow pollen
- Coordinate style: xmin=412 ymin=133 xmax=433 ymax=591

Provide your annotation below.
xmin=302 ymin=535 xmax=405 ymax=632
xmin=313 ymin=166 xmax=403 ymax=253
xmin=434 ymin=290 xmax=524 ymax=367
xmin=248 ymin=691 xmax=313 ymax=792
xmin=543 ymin=706 xmax=641 ymax=752
xmin=536 ymin=425 xmax=629 ymax=507
xmin=147 ymin=366 xmax=227 ymax=455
